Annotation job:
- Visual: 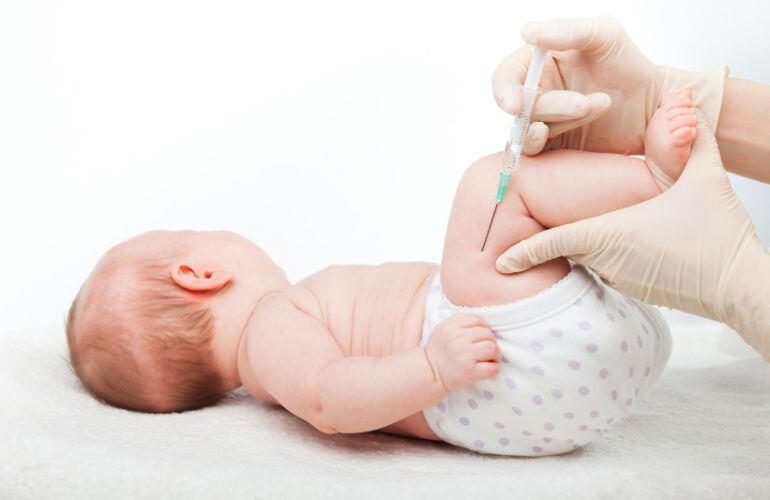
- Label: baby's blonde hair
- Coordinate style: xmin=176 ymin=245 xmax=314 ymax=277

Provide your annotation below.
xmin=66 ymin=261 xmax=229 ymax=413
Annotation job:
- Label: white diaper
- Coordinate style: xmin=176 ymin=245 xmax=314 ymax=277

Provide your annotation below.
xmin=420 ymin=264 xmax=672 ymax=456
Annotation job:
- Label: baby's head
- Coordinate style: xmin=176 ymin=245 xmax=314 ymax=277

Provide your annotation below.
xmin=66 ymin=230 xmax=288 ymax=413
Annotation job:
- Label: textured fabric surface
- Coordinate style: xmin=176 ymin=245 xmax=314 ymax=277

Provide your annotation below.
xmin=1 ymin=323 xmax=769 ymax=499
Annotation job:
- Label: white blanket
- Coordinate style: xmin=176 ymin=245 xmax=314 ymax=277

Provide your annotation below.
xmin=1 ymin=323 xmax=769 ymax=499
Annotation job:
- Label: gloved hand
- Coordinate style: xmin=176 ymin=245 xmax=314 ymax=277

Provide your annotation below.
xmin=495 ymin=123 xmax=770 ymax=362
xmin=493 ymin=16 xmax=728 ymax=156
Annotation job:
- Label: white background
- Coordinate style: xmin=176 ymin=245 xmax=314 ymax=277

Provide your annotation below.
xmin=1 ymin=0 xmax=769 ymax=332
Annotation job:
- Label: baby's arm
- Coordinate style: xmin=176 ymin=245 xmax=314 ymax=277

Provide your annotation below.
xmin=244 ymin=294 xmax=442 ymax=434
xmin=243 ymin=294 xmax=498 ymax=434
xmin=245 ymin=295 xmax=484 ymax=433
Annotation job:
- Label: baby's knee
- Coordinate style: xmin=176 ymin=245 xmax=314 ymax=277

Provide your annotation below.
xmin=440 ymin=153 xmax=542 ymax=306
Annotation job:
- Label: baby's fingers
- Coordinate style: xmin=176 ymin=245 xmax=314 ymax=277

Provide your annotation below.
xmin=465 ymin=326 xmax=497 ymax=343
xmin=473 ymin=340 xmax=501 ymax=361
xmin=451 ymin=313 xmax=490 ymax=329
xmin=472 ymin=361 xmax=500 ymax=381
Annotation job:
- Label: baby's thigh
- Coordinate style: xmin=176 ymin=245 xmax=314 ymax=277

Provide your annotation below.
xmin=440 ymin=153 xmax=570 ymax=307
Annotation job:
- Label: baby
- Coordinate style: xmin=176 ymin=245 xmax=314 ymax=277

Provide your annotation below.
xmin=66 ymin=90 xmax=697 ymax=456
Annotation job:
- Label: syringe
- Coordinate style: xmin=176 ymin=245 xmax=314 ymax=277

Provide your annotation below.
xmin=481 ymin=46 xmax=547 ymax=252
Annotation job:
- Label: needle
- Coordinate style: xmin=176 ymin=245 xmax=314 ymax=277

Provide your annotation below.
xmin=480 ymin=46 xmax=547 ymax=252
xmin=480 ymin=204 xmax=498 ymax=252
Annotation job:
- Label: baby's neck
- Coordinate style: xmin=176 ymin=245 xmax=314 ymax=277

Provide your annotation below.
xmin=234 ymin=294 xmax=281 ymax=404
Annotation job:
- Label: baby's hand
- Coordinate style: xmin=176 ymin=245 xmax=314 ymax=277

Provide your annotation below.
xmin=425 ymin=314 xmax=500 ymax=392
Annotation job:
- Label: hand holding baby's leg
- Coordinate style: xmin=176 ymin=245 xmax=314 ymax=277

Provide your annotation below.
xmin=644 ymin=90 xmax=698 ymax=190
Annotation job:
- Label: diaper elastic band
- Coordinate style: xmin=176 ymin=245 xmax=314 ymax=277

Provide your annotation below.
xmin=436 ymin=264 xmax=595 ymax=327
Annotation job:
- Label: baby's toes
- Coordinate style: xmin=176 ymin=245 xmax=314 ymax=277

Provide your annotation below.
xmin=668 ymin=109 xmax=698 ymax=132
xmin=660 ymin=89 xmax=693 ymax=111
xmin=672 ymin=126 xmax=696 ymax=147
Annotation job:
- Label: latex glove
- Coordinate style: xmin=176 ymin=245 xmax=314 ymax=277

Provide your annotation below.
xmin=496 ymin=123 xmax=770 ymax=362
xmin=493 ymin=16 xmax=728 ymax=156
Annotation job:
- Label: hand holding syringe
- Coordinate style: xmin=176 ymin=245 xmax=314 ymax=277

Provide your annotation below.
xmin=481 ymin=46 xmax=547 ymax=251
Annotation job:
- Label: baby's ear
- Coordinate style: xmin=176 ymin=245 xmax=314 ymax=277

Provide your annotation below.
xmin=170 ymin=263 xmax=232 ymax=292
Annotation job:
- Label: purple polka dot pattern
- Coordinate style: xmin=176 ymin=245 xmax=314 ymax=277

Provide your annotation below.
xmin=422 ymin=272 xmax=669 ymax=456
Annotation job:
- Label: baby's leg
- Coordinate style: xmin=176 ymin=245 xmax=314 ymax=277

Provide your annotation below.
xmin=442 ymin=97 xmax=697 ymax=307
xmin=644 ymin=90 xmax=698 ymax=189
xmin=441 ymin=152 xmax=655 ymax=306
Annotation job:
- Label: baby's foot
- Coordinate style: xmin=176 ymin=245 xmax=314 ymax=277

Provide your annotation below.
xmin=644 ymin=89 xmax=697 ymax=191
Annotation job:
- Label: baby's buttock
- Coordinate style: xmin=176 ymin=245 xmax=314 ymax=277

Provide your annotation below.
xmin=420 ymin=264 xmax=672 ymax=456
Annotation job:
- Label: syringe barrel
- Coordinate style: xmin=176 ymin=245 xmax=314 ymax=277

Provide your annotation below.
xmin=524 ymin=47 xmax=547 ymax=90
xmin=519 ymin=87 xmax=538 ymax=117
